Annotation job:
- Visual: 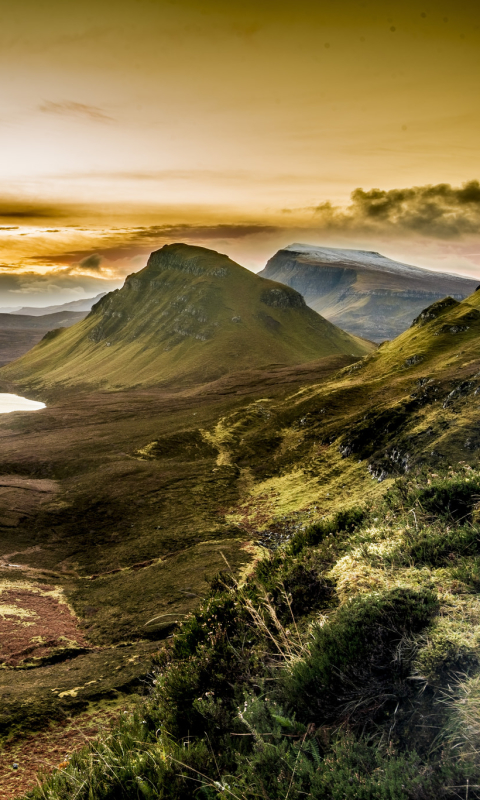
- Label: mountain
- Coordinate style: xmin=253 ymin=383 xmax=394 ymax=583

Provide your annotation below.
xmin=0 ymin=306 xmax=21 ymax=313
xmin=259 ymin=243 xmax=479 ymax=341
xmin=0 ymin=310 xmax=87 ymax=367
xmin=13 ymin=293 xmax=107 ymax=316
xmin=1 ymin=243 xmax=374 ymax=390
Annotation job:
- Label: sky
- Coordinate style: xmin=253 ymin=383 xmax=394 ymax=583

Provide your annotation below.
xmin=1 ymin=0 xmax=480 ymax=306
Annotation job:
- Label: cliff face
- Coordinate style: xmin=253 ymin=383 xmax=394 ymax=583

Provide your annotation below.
xmin=259 ymin=244 xmax=478 ymax=341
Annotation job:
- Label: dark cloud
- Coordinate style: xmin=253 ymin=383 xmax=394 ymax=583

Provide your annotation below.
xmin=129 ymin=223 xmax=279 ymax=243
xmin=78 ymin=253 xmax=104 ymax=271
xmin=311 ymin=180 xmax=480 ymax=239
xmin=0 ymin=202 xmax=67 ymax=221
xmin=39 ymin=100 xmax=113 ymax=122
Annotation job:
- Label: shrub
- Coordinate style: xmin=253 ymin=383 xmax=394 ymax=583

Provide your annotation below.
xmin=282 ymin=587 xmax=438 ymax=725
xmin=410 ymin=476 xmax=480 ymax=523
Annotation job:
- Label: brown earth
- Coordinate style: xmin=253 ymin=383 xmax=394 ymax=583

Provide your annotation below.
xmin=0 ymin=354 xmax=357 ymax=778
xmin=0 ymin=584 xmax=88 ymax=667
xmin=0 ymin=702 xmax=134 ymax=800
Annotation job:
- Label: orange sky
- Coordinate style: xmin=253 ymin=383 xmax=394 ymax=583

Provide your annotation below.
xmin=1 ymin=0 xmax=480 ymax=304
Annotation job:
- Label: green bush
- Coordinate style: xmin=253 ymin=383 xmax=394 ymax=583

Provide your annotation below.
xmin=410 ymin=476 xmax=480 ymax=523
xmin=229 ymin=699 xmax=462 ymax=800
xmin=282 ymin=587 xmax=438 ymax=724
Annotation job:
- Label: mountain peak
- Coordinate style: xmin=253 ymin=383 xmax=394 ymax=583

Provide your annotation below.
xmin=1 ymin=244 xmax=373 ymax=390
xmin=260 ymin=243 xmax=478 ymax=341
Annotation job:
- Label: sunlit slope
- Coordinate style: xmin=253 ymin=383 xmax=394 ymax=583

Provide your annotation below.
xmin=188 ymin=288 xmax=480 ymax=537
xmin=1 ymin=244 xmax=373 ymax=390
xmin=260 ymin=287 xmax=480 ymax=489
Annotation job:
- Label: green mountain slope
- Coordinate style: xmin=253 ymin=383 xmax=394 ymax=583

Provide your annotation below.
xmin=1 ymin=244 xmax=373 ymax=391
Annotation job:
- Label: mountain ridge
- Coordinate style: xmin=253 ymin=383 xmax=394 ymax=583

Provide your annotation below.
xmin=12 ymin=292 xmax=107 ymax=316
xmin=259 ymin=243 xmax=479 ymax=341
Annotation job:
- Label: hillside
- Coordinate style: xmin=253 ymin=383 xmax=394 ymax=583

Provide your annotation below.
xmin=259 ymin=243 xmax=478 ymax=341
xmin=0 ymin=310 xmax=87 ymax=367
xmin=12 ymin=286 xmax=480 ymax=800
xmin=1 ymin=244 xmax=373 ymax=391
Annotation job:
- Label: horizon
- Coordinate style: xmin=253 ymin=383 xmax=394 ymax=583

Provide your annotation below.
xmin=1 ymin=0 xmax=480 ymax=304
xmin=0 ymin=237 xmax=479 ymax=309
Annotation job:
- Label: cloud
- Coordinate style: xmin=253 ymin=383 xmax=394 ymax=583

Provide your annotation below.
xmin=128 ymin=222 xmax=279 ymax=243
xmin=78 ymin=253 xmax=104 ymax=271
xmin=310 ymin=180 xmax=480 ymax=239
xmin=0 ymin=270 xmax=121 ymax=306
xmin=0 ymin=201 xmax=67 ymax=221
xmin=39 ymin=100 xmax=113 ymax=122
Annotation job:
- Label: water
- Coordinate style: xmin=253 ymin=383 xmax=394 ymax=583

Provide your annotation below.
xmin=0 ymin=393 xmax=45 ymax=413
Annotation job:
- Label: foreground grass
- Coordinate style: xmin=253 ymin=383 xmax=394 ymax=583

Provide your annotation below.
xmin=23 ymin=466 xmax=480 ymax=799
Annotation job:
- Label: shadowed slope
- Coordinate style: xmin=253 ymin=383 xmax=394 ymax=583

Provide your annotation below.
xmin=1 ymin=244 xmax=373 ymax=391
xmin=260 ymin=243 xmax=478 ymax=342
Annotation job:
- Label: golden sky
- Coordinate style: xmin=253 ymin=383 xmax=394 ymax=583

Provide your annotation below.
xmin=1 ymin=0 xmax=480 ymax=304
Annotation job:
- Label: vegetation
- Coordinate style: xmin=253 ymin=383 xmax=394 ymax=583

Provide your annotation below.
xmin=1 ymin=244 xmax=373 ymax=392
xmin=24 ymin=466 xmax=480 ymax=799
xmin=3 ymin=267 xmax=480 ymax=796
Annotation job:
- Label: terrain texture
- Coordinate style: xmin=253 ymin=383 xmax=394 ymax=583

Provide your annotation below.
xmin=18 ymin=283 xmax=480 ymax=800
xmin=260 ymin=243 xmax=478 ymax=341
xmin=2 ymin=247 xmax=480 ymax=798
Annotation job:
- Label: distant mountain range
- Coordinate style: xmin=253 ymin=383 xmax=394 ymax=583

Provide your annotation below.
xmin=10 ymin=293 xmax=107 ymax=316
xmin=259 ymin=244 xmax=479 ymax=341
xmin=1 ymin=244 xmax=374 ymax=390
xmin=0 ymin=311 xmax=87 ymax=367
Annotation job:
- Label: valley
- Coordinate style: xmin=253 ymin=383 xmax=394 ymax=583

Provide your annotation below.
xmin=0 ymin=312 xmax=87 ymax=368
xmin=1 ymin=244 xmax=480 ymax=798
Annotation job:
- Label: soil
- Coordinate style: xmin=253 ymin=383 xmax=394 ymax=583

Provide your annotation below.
xmin=0 ymin=702 xmax=133 ymax=800
xmin=0 ymin=584 xmax=87 ymax=666
xmin=0 ymin=356 xmax=355 ymax=795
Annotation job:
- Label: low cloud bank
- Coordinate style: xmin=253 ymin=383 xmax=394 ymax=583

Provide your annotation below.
xmin=0 ymin=271 xmax=121 ymax=308
xmin=1 ymin=181 xmax=480 ymax=304
xmin=311 ymin=181 xmax=480 ymax=239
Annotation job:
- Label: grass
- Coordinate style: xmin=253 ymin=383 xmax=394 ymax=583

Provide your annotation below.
xmin=19 ymin=465 xmax=480 ymax=800
xmin=5 ymin=286 xmax=480 ymax=796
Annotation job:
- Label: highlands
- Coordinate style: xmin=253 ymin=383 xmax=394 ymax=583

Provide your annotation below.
xmin=260 ymin=243 xmax=478 ymax=341
xmin=1 ymin=243 xmax=480 ymax=799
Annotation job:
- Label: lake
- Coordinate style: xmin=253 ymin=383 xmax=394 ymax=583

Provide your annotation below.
xmin=0 ymin=393 xmax=46 ymax=413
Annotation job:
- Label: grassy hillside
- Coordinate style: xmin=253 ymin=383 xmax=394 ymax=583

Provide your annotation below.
xmin=1 ymin=244 xmax=373 ymax=392
xmin=3 ymin=286 xmax=480 ymax=797
xmin=23 ymin=468 xmax=480 ymax=800
xmin=7 ymin=287 xmax=480 ymax=799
